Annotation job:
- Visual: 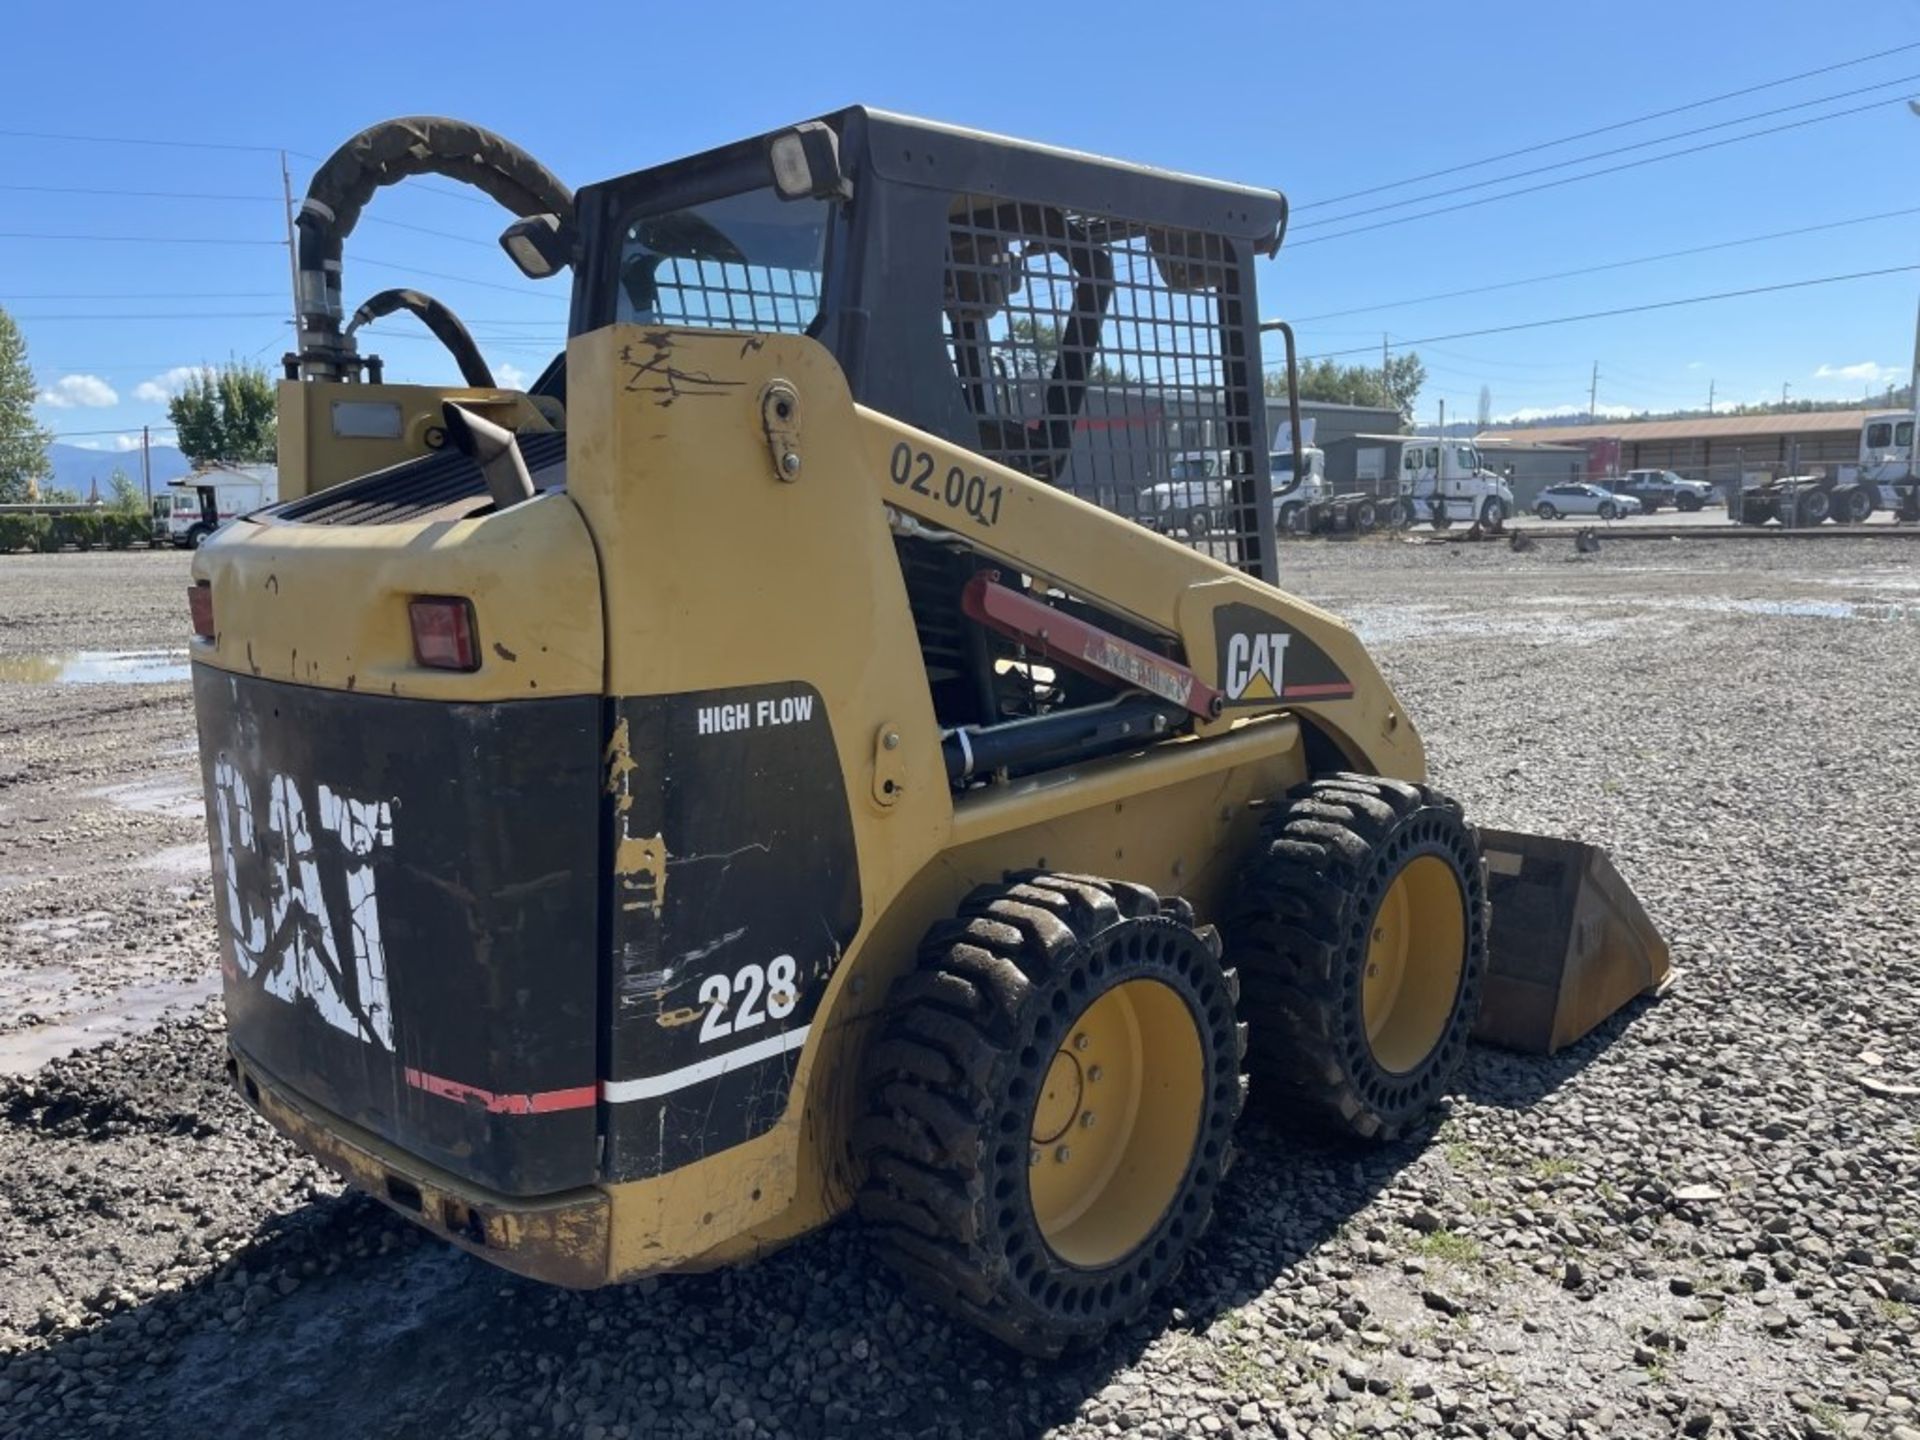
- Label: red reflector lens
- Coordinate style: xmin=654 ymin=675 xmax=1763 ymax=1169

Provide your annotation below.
xmin=188 ymin=582 xmax=214 ymax=641
xmin=409 ymin=596 xmax=479 ymax=671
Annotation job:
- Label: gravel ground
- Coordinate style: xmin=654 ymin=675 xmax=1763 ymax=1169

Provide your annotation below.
xmin=1 ymin=539 xmax=1917 ymax=1440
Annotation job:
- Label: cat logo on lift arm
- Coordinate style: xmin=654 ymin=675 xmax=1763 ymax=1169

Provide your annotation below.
xmin=1212 ymin=602 xmax=1356 ymax=709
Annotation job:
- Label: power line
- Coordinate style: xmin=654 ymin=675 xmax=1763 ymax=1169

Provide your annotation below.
xmin=1295 ymin=39 xmax=1920 ymax=211
xmin=360 ymin=214 xmax=499 ymax=249
xmin=1271 ymin=263 xmax=1920 ymax=366
xmin=0 ymin=291 xmax=284 ymax=300
xmin=0 ymin=127 xmax=290 ymax=155
xmin=1294 ymin=73 xmax=1920 ymax=232
xmin=0 ymin=183 xmax=279 ymax=202
xmin=13 ymin=312 xmax=287 ymax=321
xmin=1289 ymin=94 xmax=1912 ymax=248
xmin=49 ymin=425 xmax=180 ymax=438
xmin=1291 ymin=204 xmax=1920 ymax=322
xmin=355 ymin=253 xmax=561 ymax=297
xmin=0 ymin=232 xmax=283 ymax=246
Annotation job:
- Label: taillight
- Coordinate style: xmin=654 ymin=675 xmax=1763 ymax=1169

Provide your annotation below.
xmin=188 ymin=582 xmax=214 ymax=641
xmin=408 ymin=596 xmax=479 ymax=671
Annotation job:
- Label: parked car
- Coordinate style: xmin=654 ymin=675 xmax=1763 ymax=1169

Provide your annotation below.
xmin=1604 ymin=469 xmax=1715 ymax=513
xmin=1534 ymin=482 xmax=1643 ymax=520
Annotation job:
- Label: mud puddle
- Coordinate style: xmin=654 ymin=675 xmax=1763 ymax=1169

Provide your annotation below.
xmin=1346 ymin=602 xmax=1640 ymax=645
xmin=1671 ymin=596 xmax=1918 ymax=621
xmin=0 ymin=649 xmax=189 ymax=685
xmin=0 ymin=969 xmax=220 ymax=1076
xmin=86 ymin=774 xmax=203 ymax=822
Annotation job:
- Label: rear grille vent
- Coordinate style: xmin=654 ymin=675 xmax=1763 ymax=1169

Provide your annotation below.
xmin=272 ymin=430 xmax=568 ymax=526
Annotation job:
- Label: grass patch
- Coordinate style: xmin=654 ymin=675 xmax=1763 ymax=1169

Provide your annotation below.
xmin=1414 ymin=1229 xmax=1481 ymax=1265
xmin=1530 ymin=1156 xmax=1579 ymax=1180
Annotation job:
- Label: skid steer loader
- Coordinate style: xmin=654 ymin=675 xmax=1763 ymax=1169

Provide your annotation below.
xmin=189 ymin=110 xmax=1668 ymax=1356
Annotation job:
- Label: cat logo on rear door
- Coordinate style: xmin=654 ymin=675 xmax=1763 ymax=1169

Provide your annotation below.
xmin=1213 ymin=602 xmax=1356 ymax=708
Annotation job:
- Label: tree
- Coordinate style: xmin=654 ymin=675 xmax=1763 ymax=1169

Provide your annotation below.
xmin=167 ymin=362 xmax=276 ymax=466
xmin=108 ymin=468 xmax=144 ymax=515
xmin=1008 ymin=318 xmax=1060 ymax=379
xmin=0 ymin=306 xmax=53 ymax=504
xmin=1267 ymin=352 xmax=1427 ymax=428
xmin=40 ymin=484 xmax=78 ymax=504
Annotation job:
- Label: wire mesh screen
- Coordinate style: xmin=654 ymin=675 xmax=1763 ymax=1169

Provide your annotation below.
xmin=943 ymin=196 xmax=1269 ymax=572
xmin=616 ymin=190 xmax=831 ymax=334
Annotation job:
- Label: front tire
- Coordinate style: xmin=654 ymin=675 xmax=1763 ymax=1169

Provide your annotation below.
xmin=1536 ymin=502 xmax=1558 ymax=520
xmin=1479 ymin=497 xmax=1506 ymax=531
xmin=1225 ymin=776 xmax=1487 ymax=1141
xmin=859 ymin=874 xmax=1245 ymax=1357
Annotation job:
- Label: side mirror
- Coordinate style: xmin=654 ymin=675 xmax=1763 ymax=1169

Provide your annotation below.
xmin=499 ymin=213 xmax=573 ymax=280
xmin=767 ymin=122 xmax=851 ymax=201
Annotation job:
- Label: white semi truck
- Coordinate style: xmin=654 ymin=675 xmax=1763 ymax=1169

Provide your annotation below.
xmin=1737 ymin=411 xmax=1918 ymax=526
xmin=1399 ymin=437 xmax=1515 ymax=530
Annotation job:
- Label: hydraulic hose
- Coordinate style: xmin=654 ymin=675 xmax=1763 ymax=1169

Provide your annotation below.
xmin=293 ymin=117 xmax=572 ymax=380
xmin=346 ymin=289 xmax=494 ymax=389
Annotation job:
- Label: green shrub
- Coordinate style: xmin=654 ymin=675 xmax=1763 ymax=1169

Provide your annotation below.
xmin=0 ymin=513 xmax=49 ymax=553
xmin=45 ymin=512 xmax=105 ymax=551
xmin=102 ymin=513 xmax=151 ymax=549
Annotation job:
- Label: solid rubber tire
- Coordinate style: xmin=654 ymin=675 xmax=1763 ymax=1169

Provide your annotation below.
xmin=857 ymin=873 xmax=1246 ymax=1357
xmin=1223 ymin=775 xmax=1487 ymax=1142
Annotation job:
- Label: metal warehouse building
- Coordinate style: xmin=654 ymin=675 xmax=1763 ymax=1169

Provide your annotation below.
xmin=1477 ymin=410 xmax=1874 ymax=486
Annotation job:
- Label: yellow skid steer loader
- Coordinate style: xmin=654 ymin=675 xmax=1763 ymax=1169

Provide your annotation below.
xmin=189 ymin=110 xmax=1667 ymax=1355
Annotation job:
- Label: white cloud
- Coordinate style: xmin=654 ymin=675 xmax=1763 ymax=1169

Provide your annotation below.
xmin=132 ymin=365 xmax=212 ymax=404
xmin=1489 ymin=402 xmax=1637 ymax=425
xmin=37 ymin=374 xmax=119 ymax=409
xmin=1814 ymin=361 xmax=1897 ymax=384
xmin=70 ymin=435 xmax=143 ymax=452
xmin=494 ymin=361 xmax=530 ymax=390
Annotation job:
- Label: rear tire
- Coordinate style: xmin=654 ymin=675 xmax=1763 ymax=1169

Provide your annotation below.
xmin=1677 ymin=494 xmax=1703 ymax=513
xmin=1598 ymin=501 xmax=1618 ymax=521
xmin=1224 ymin=776 xmax=1487 ymax=1142
xmin=1535 ymin=502 xmax=1558 ymax=520
xmin=1838 ymin=486 xmax=1874 ymax=524
xmin=1185 ymin=507 xmax=1213 ymax=540
xmin=1798 ymin=489 xmax=1831 ymax=525
xmin=858 ymin=873 xmax=1246 ymax=1357
xmin=1353 ymin=499 xmax=1379 ymax=533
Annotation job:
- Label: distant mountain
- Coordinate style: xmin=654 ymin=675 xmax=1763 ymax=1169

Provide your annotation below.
xmin=45 ymin=442 xmax=191 ymax=498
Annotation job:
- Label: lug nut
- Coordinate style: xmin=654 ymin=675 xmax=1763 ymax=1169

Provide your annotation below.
xmin=1029 ymin=1148 xmax=1041 ymax=1167
xmin=1073 ymin=1033 xmax=1090 ymax=1052
xmin=1080 ymin=1111 xmax=1096 ymax=1129
xmin=1054 ymin=1145 xmax=1072 ymax=1163
xmin=1087 ymin=1065 xmax=1103 ymax=1083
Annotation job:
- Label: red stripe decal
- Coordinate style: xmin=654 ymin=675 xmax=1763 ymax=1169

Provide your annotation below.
xmin=402 ymin=1067 xmax=597 ymax=1115
xmin=1282 ymin=682 xmax=1357 ymax=699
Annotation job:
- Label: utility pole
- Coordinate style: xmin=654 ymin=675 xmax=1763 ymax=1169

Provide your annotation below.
xmin=1782 ymin=381 xmax=1791 ymax=406
xmin=1707 ymin=379 xmax=1715 ymax=415
xmin=1906 ymin=292 xmax=1920 ymax=520
xmin=140 ymin=425 xmax=151 ymax=507
xmin=1382 ymin=332 xmax=1390 ymax=381
xmin=1588 ymin=361 xmax=1599 ymax=423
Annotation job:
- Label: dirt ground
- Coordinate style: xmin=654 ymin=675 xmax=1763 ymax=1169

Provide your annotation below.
xmin=1 ymin=539 xmax=1917 ymax=1439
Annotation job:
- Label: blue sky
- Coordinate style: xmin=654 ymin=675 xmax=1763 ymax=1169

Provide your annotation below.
xmin=7 ymin=0 xmax=1919 ymax=454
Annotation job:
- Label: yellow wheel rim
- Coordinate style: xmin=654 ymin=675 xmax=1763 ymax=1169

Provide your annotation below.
xmin=1027 ymin=978 xmax=1203 ymax=1268
xmin=1363 ymin=854 xmax=1467 ymax=1074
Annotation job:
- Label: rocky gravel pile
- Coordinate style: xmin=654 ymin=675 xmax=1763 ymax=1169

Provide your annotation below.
xmin=2 ymin=539 xmax=1918 ymax=1438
